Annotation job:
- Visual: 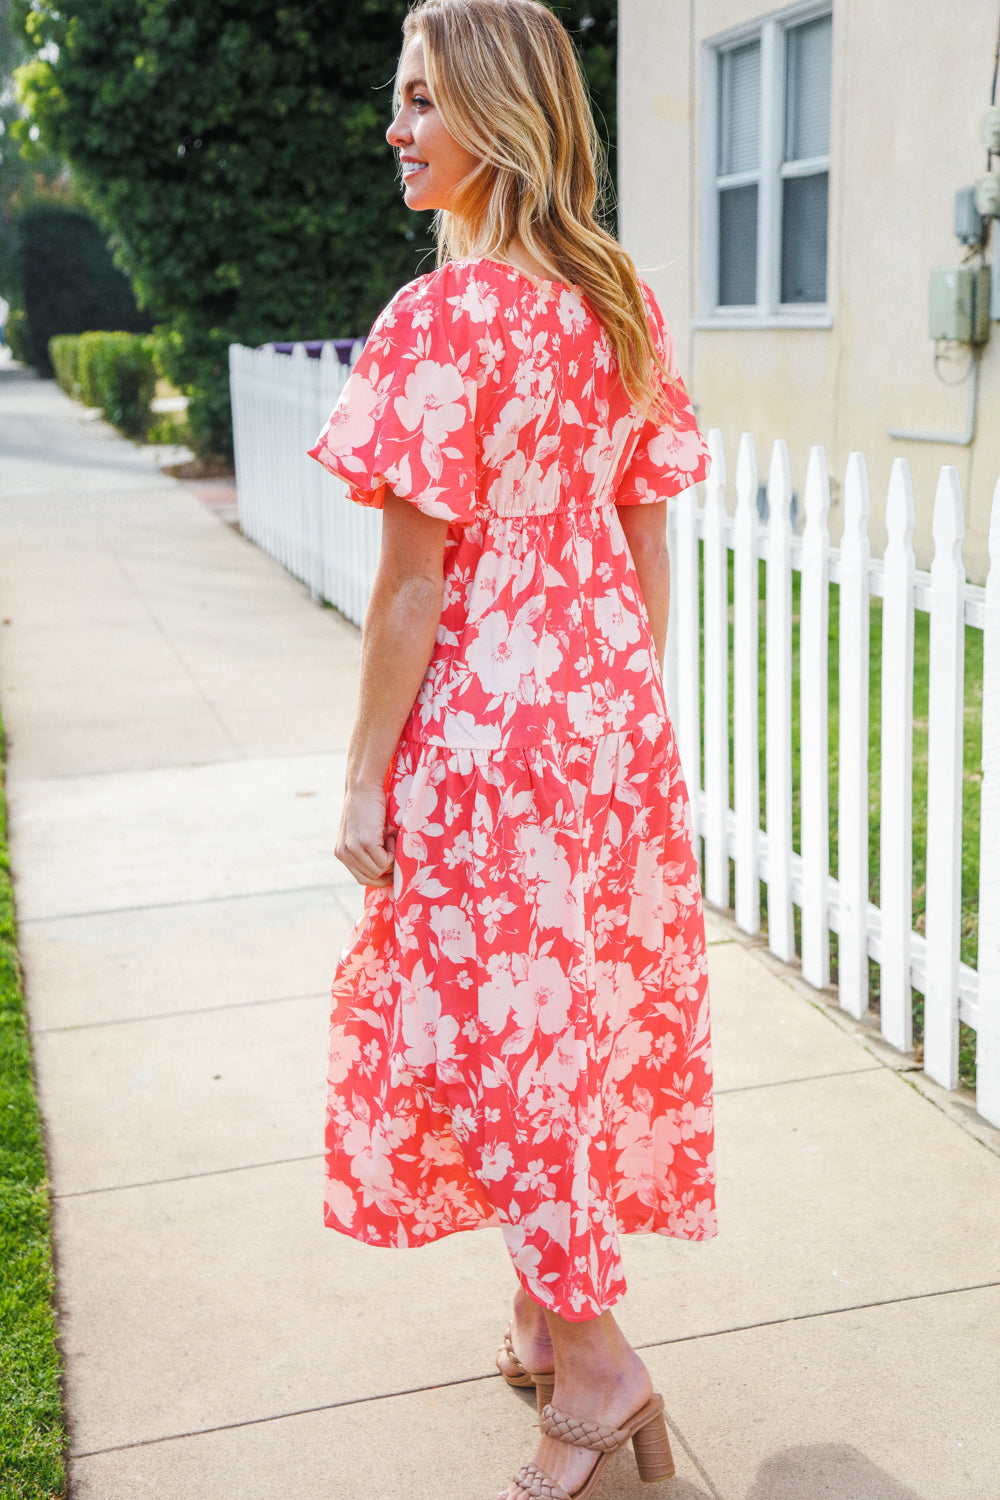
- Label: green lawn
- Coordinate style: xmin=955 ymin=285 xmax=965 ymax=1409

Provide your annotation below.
xmin=0 ymin=720 xmax=67 ymax=1499
xmin=702 ymin=557 xmax=981 ymax=1089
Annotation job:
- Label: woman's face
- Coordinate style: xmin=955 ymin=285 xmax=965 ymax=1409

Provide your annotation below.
xmin=387 ymin=39 xmax=481 ymax=212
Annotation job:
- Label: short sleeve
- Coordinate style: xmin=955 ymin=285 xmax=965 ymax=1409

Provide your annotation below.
xmin=615 ymin=287 xmax=711 ymax=506
xmin=308 ymin=271 xmax=478 ymax=526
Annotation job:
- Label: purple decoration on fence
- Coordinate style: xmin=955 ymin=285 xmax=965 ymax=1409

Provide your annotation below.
xmin=263 ymin=339 xmax=359 ymax=363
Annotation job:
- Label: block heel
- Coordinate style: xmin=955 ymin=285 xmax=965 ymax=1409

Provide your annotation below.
xmin=631 ymin=1408 xmax=675 ymax=1482
xmin=508 ymin=1393 xmax=675 ymax=1499
xmin=534 ymin=1374 xmax=555 ymax=1414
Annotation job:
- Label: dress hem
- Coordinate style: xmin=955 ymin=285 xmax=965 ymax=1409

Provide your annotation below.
xmin=323 ymin=1211 xmax=717 ymax=1319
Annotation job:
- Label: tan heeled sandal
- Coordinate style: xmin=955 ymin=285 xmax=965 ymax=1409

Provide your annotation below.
xmin=496 ymin=1326 xmax=556 ymax=1413
xmin=505 ymin=1393 xmax=675 ymax=1498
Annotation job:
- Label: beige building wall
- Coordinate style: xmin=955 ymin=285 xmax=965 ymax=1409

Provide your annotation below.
xmin=619 ymin=0 xmax=1000 ymax=577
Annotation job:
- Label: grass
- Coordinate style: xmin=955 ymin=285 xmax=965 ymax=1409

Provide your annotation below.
xmin=0 ymin=719 xmax=67 ymax=1499
xmin=701 ymin=554 xmax=981 ymax=1090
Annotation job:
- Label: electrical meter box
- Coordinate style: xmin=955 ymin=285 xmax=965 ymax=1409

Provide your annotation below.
xmin=929 ymin=265 xmax=991 ymax=343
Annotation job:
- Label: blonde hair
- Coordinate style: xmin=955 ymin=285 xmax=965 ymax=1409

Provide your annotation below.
xmin=400 ymin=0 xmax=671 ymax=416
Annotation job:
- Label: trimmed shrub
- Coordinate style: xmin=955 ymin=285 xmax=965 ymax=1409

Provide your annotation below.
xmin=49 ymin=330 xmax=157 ymax=440
xmin=91 ymin=333 xmax=156 ymax=439
xmin=49 ymin=334 xmax=82 ymax=399
xmin=75 ymin=332 xmax=106 ymax=410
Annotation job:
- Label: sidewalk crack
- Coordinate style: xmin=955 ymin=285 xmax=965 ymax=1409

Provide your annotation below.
xmin=34 ymin=990 xmax=327 ymax=1034
xmin=67 ymin=1281 xmax=1000 ymax=1462
xmin=633 ymin=1279 xmax=1000 ymax=1351
xmin=52 ymin=1153 xmax=324 ymax=1198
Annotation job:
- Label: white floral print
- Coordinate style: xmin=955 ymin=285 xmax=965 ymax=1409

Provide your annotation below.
xmin=309 ymin=258 xmax=715 ymax=1320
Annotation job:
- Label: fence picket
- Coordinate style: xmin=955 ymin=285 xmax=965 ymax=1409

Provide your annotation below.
xmin=799 ymin=446 xmax=831 ymax=987
xmin=765 ymin=440 xmax=795 ymax=961
xmin=733 ymin=434 xmax=761 ymax=934
xmin=880 ymin=459 xmax=916 ymax=1052
xmin=977 ymin=478 xmax=1000 ymax=1127
xmin=837 ymin=453 xmax=872 ymax=1018
xmin=923 ymin=468 xmax=966 ymax=1090
xmin=674 ymin=481 xmax=702 ymax=827
xmin=703 ymin=430 xmax=730 ymax=908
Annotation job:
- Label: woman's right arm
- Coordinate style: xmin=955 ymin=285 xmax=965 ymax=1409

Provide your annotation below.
xmin=336 ymin=490 xmax=448 ymax=887
xmin=617 ymin=499 xmax=670 ymax=670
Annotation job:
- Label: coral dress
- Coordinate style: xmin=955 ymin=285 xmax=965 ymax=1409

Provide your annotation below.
xmin=309 ymin=257 xmax=715 ymax=1320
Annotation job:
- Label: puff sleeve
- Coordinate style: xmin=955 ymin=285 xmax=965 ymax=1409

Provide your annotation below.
xmin=308 ymin=271 xmax=479 ymax=526
xmin=615 ymin=286 xmax=711 ymax=505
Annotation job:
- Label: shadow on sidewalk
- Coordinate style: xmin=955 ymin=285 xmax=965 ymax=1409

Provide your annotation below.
xmin=745 ymin=1444 xmax=926 ymax=1499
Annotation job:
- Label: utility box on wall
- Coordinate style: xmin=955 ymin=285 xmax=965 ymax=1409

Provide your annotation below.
xmin=929 ymin=265 xmax=991 ymax=343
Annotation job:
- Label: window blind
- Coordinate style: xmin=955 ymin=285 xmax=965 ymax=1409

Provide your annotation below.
xmin=784 ymin=15 xmax=832 ymax=162
xmin=718 ymin=41 xmax=761 ymax=175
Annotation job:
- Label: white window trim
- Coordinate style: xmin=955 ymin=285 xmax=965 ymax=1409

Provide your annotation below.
xmin=699 ymin=0 xmax=833 ymax=328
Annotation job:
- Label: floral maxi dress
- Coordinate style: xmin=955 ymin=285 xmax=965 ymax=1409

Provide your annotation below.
xmin=309 ymin=257 xmax=716 ymax=1320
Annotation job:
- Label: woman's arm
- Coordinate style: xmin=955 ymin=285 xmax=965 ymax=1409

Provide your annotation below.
xmin=616 ymin=500 xmax=670 ymax=669
xmin=336 ymin=490 xmax=448 ymax=887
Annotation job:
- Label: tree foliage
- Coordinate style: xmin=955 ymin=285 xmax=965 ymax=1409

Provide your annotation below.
xmin=0 ymin=0 xmax=65 ymax=304
xmin=558 ymin=0 xmax=617 ymax=208
xmin=14 ymin=0 xmax=617 ymax=456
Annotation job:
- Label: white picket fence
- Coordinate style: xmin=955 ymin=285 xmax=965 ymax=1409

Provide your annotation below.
xmin=227 ymin=346 xmax=999 ymax=1127
xmin=229 ymin=341 xmax=379 ymax=625
xmin=665 ymin=431 xmax=1000 ymax=1129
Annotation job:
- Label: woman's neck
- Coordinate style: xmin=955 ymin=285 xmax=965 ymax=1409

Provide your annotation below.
xmin=495 ymin=237 xmax=558 ymax=283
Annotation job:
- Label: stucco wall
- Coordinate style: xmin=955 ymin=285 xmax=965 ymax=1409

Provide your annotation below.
xmin=619 ymin=0 xmax=1000 ymax=576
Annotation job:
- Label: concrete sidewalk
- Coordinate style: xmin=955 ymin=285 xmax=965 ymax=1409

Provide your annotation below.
xmin=2 ymin=364 xmax=999 ymax=1500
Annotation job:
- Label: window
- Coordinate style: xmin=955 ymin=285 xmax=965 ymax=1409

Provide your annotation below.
xmin=702 ymin=7 xmax=832 ymax=325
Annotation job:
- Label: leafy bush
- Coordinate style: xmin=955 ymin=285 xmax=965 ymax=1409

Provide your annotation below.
xmin=146 ymin=413 xmax=189 ymax=447
xmin=12 ymin=202 xmax=150 ymax=378
xmin=48 ymin=330 xmax=157 ymax=440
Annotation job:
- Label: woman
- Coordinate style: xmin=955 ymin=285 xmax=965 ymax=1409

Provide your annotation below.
xmin=309 ymin=3 xmax=715 ymax=1495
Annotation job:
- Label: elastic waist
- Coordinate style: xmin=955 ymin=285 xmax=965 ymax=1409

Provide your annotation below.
xmin=476 ymin=497 xmax=616 ymax=522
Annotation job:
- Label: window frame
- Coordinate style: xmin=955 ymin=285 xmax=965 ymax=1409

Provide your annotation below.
xmin=697 ymin=1 xmax=834 ymax=330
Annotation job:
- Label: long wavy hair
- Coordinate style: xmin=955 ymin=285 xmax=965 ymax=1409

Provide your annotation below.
xmin=399 ymin=0 xmax=670 ymax=415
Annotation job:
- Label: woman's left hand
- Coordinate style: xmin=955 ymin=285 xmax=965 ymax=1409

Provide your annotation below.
xmin=335 ymin=783 xmax=396 ymax=888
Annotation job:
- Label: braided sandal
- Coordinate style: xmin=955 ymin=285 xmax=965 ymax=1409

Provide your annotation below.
xmin=496 ymin=1326 xmax=556 ymax=1413
xmin=504 ymin=1393 xmax=674 ymax=1499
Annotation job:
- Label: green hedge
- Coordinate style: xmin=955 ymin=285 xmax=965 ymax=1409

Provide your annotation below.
xmin=47 ymin=336 xmax=82 ymax=401
xmin=49 ymin=331 xmax=158 ymax=441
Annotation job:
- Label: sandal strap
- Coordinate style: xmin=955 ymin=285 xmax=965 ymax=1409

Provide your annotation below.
xmin=503 ymin=1326 xmax=529 ymax=1380
xmin=540 ymin=1403 xmax=631 ymax=1454
xmin=509 ymin=1462 xmax=573 ymax=1500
